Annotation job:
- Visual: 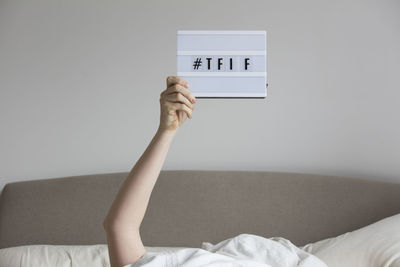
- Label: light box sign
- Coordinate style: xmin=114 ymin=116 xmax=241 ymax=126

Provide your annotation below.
xmin=177 ymin=30 xmax=267 ymax=98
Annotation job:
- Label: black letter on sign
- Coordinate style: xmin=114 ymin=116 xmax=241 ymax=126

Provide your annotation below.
xmin=229 ymin=58 xmax=233 ymax=70
xmin=245 ymin=58 xmax=250 ymax=70
xmin=206 ymin=58 xmax=212 ymax=70
xmin=218 ymin=58 xmax=223 ymax=70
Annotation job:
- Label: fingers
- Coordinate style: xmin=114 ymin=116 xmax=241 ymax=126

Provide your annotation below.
xmin=162 ymin=84 xmax=196 ymax=104
xmin=161 ymin=76 xmax=196 ymax=121
xmin=166 ymin=76 xmax=189 ymax=89
xmin=163 ymin=76 xmax=197 ymax=104
xmin=169 ymin=102 xmax=193 ymax=119
xmin=165 ymin=92 xmax=194 ymax=110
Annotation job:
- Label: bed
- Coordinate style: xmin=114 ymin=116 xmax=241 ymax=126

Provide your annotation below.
xmin=1 ymin=170 xmax=400 ymax=266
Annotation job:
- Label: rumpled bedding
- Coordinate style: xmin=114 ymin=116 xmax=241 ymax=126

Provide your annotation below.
xmin=125 ymin=234 xmax=327 ymax=267
xmin=0 ymin=234 xmax=327 ymax=267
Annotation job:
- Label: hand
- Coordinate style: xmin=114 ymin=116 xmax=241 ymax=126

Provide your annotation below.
xmin=158 ymin=76 xmax=196 ymax=133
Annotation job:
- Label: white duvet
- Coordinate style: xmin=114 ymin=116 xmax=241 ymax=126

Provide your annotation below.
xmin=2 ymin=214 xmax=400 ymax=267
xmin=126 ymin=234 xmax=327 ymax=267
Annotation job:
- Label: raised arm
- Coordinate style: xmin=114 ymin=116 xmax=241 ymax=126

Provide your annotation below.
xmin=103 ymin=76 xmax=196 ymax=267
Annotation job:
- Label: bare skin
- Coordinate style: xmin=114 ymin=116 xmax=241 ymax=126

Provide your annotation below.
xmin=103 ymin=76 xmax=196 ymax=267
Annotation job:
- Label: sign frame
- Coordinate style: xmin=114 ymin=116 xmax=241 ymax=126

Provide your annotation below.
xmin=177 ymin=30 xmax=267 ymax=99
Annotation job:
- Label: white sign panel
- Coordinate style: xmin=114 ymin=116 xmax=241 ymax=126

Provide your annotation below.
xmin=177 ymin=30 xmax=267 ymax=98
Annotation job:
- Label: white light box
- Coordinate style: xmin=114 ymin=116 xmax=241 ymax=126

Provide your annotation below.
xmin=177 ymin=30 xmax=267 ymax=98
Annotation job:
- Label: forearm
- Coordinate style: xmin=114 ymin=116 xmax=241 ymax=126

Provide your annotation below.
xmin=103 ymin=76 xmax=195 ymax=267
xmin=104 ymin=128 xmax=176 ymax=230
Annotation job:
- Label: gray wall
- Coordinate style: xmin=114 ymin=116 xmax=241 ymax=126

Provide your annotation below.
xmin=1 ymin=0 xmax=399 ymax=191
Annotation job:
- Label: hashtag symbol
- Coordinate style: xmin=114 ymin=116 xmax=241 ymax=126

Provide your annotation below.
xmin=193 ymin=58 xmax=202 ymax=70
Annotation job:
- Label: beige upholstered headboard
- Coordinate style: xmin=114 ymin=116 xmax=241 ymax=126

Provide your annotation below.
xmin=1 ymin=170 xmax=400 ymax=249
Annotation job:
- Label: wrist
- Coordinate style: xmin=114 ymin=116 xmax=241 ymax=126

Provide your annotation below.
xmin=155 ymin=127 xmax=177 ymax=142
